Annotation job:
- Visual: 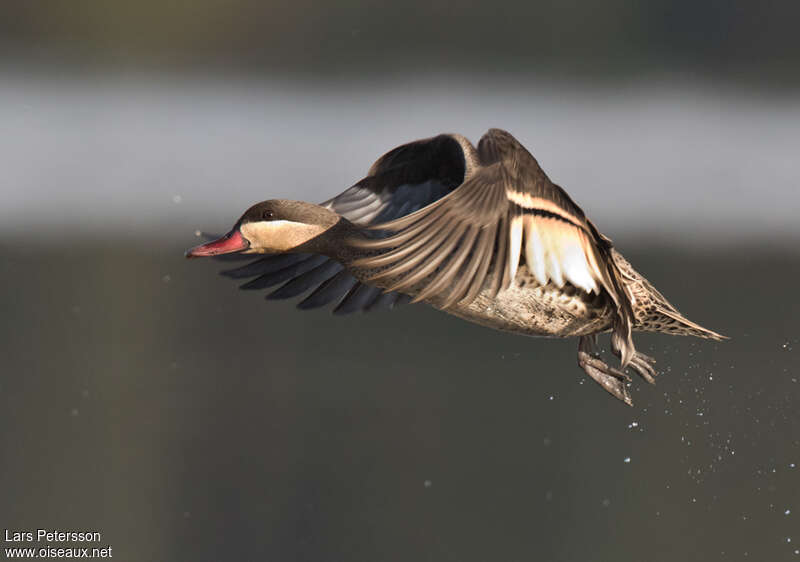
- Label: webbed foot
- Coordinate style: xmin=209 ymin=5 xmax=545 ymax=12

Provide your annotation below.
xmin=610 ymin=339 xmax=658 ymax=385
xmin=627 ymin=351 xmax=658 ymax=385
xmin=577 ymin=336 xmax=633 ymax=406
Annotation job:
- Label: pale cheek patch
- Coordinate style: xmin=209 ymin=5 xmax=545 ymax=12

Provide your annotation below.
xmin=241 ymin=221 xmax=326 ymax=252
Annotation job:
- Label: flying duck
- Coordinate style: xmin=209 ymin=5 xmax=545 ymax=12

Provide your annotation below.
xmin=186 ymin=128 xmax=725 ymax=406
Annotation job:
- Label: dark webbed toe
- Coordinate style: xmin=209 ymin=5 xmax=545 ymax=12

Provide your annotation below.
xmin=578 ymin=352 xmax=633 ymax=405
xmin=610 ymin=337 xmax=659 ymax=385
xmin=628 ymin=352 xmax=658 ymax=385
xmin=577 ymin=336 xmax=633 ymax=406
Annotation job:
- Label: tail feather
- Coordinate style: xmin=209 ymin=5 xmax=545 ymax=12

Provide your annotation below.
xmin=654 ymin=305 xmax=728 ymax=341
xmin=610 ymin=249 xmax=727 ymax=342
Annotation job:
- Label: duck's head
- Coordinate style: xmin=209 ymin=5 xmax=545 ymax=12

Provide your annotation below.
xmin=185 ymin=199 xmax=342 ymax=258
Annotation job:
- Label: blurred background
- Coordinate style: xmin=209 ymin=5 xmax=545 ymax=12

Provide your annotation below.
xmin=1 ymin=1 xmax=799 ymax=560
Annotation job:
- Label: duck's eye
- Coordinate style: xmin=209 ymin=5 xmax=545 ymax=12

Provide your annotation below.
xmin=262 ymin=210 xmax=274 ymax=220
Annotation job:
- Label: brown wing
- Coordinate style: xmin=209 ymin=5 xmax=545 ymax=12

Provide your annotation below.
xmin=350 ymin=163 xmax=508 ymax=306
xmin=217 ymin=133 xmax=475 ymax=314
xmin=351 ymin=128 xmax=636 ymax=362
xmin=323 ymin=133 xmax=477 ymax=225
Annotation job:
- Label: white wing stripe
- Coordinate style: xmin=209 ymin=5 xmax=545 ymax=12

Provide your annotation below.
xmin=507 ymin=216 xmax=524 ymax=285
xmin=545 ymin=233 xmax=564 ymax=287
xmin=523 ymin=217 xmax=548 ymax=286
xmin=505 ymin=191 xmax=583 ymax=226
xmin=560 ymin=236 xmax=597 ymax=293
xmin=510 ymin=216 xmax=601 ymax=294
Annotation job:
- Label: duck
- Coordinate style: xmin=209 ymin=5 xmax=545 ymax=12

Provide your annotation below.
xmin=186 ymin=128 xmax=726 ymax=406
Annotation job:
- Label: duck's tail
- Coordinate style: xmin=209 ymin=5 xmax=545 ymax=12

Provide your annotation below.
xmin=646 ymin=303 xmax=728 ymax=341
xmin=610 ymin=249 xmax=728 ymax=341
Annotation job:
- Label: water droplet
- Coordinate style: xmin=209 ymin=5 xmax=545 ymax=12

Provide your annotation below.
xmin=623 ymin=457 xmax=631 ymax=464
xmin=423 ymin=480 xmax=432 ymax=488
xmin=785 ymin=509 xmax=792 ymax=515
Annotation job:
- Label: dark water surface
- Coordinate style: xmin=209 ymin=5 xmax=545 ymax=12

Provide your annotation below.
xmin=1 ymin=242 xmax=798 ymax=561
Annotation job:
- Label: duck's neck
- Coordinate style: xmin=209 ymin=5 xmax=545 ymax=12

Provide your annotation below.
xmin=295 ymin=215 xmax=363 ymax=263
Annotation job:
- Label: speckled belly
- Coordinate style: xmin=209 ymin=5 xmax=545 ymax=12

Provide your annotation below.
xmin=431 ymin=266 xmax=614 ymax=338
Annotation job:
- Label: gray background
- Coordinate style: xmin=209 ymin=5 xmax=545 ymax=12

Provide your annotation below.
xmin=1 ymin=1 xmax=798 ymax=561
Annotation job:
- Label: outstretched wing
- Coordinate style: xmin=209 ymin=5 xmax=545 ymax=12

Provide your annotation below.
xmin=218 ymin=134 xmax=475 ymax=314
xmin=351 ymin=128 xmax=635 ymax=361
